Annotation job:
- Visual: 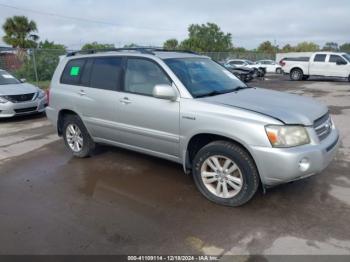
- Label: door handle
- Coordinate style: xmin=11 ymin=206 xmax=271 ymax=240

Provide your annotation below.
xmin=119 ymin=97 xmax=132 ymax=104
xmin=78 ymin=90 xmax=86 ymax=96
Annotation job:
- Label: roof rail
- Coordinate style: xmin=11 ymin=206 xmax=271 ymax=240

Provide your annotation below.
xmin=66 ymin=47 xmax=199 ymax=57
xmin=152 ymin=48 xmax=198 ymax=55
xmin=66 ymin=47 xmax=155 ymax=57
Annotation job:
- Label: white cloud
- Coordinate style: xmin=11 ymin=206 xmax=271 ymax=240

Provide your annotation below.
xmin=0 ymin=0 xmax=349 ymax=49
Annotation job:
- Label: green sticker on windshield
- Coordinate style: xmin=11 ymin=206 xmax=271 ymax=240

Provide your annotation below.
xmin=70 ymin=66 xmax=80 ymax=76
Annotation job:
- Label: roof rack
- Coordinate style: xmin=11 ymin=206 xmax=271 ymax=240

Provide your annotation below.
xmin=66 ymin=47 xmax=155 ymax=57
xmin=66 ymin=47 xmax=198 ymax=57
xmin=152 ymin=48 xmax=199 ymax=55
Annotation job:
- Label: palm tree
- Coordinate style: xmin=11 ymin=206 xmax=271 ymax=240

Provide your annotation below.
xmin=2 ymin=16 xmax=39 ymax=48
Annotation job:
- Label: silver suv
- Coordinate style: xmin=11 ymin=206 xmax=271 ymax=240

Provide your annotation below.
xmin=46 ymin=48 xmax=339 ymax=206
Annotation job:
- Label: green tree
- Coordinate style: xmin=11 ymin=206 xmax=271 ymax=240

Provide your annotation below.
xmin=2 ymin=16 xmax=39 ymax=48
xmin=257 ymin=41 xmax=277 ymax=54
xmin=295 ymin=42 xmax=319 ymax=52
xmin=281 ymin=44 xmax=295 ymax=52
xmin=340 ymin=43 xmax=350 ymax=53
xmin=163 ymin=39 xmax=179 ymax=50
xmin=123 ymin=43 xmax=140 ymax=48
xmin=81 ymin=41 xmax=115 ymax=50
xmin=179 ymin=23 xmax=233 ymax=52
xmin=16 ymin=40 xmax=66 ymax=82
xmin=322 ymin=42 xmax=339 ymax=51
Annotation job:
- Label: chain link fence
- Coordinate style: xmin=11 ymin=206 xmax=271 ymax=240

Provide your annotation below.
xmin=0 ymin=47 xmax=275 ymax=89
xmin=200 ymin=51 xmax=275 ymax=62
xmin=0 ymin=47 xmax=67 ymax=90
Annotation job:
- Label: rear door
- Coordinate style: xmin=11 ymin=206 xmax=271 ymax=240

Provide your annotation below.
xmin=309 ymin=54 xmax=328 ymax=75
xmin=71 ymin=56 xmax=124 ymax=141
xmin=328 ymin=55 xmax=348 ymax=77
xmin=116 ymin=57 xmax=180 ymax=157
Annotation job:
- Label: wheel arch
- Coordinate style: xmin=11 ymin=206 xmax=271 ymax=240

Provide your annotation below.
xmin=183 ymin=132 xmax=258 ymax=174
xmin=57 ymin=109 xmax=81 ymax=136
xmin=290 ymin=67 xmax=303 ymax=74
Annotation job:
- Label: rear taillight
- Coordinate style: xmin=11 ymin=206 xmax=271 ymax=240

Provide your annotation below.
xmin=279 ymin=60 xmax=286 ymax=67
xmin=46 ymin=89 xmax=50 ymax=106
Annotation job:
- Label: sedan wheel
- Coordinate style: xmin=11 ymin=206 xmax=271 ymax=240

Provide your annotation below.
xmin=201 ymin=155 xmax=243 ymax=198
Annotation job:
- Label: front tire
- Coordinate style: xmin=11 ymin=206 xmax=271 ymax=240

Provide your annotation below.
xmin=290 ymin=68 xmax=303 ymax=81
xmin=62 ymin=115 xmax=95 ymax=158
xmin=192 ymin=141 xmax=260 ymax=207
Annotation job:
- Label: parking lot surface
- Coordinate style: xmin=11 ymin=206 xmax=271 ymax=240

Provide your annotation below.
xmin=0 ymin=75 xmax=349 ymax=255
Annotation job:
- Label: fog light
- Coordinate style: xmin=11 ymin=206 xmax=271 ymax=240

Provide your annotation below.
xmin=299 ymin=158 xmax=310 ymax=172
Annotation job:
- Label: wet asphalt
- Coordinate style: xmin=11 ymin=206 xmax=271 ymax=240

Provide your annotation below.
xmin=0 ymin=75 xmax=349 ymax=255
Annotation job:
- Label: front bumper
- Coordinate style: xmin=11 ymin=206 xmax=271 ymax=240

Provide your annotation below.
xmin=0 ymin=97 xmax=48 ymax=118
xmin=251 ymin=127 xmax=340 ymax=186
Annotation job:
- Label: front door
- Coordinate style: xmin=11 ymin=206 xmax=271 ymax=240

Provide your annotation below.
xmin=116 ymin=57 xmax=180 ymax=157
xmin=328 ymin=55 xmax=349 ymax=77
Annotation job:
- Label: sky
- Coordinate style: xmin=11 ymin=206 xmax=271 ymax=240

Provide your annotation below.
xmin=0 ymin=0 xmax=349 ymax=50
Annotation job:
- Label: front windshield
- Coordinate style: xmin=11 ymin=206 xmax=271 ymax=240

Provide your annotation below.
xmin=164 ymin=58 xmax=245 ymax=98
xmin=0 ymin=70 xmax=21 ymax=85
xmin=342 ymin=54 xmax=350 ymax=62
xmin=245 ymin=60 xmax=254 ymax=65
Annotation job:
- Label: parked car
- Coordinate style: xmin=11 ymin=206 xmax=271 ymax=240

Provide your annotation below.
xmin=226 ymin=59 xmax=266 ymax=77
xmin=46 ymin=48 xmax=339 ymax=206
xmin=222 ymin=63 xmax=254 ymax=82
xmin=281 ymin=52 xmax=350 ymax=81
xmin=0 ymin=69 xmax=47 ymax=118
xmin=255 ymin=60 xmax=282 ymax=74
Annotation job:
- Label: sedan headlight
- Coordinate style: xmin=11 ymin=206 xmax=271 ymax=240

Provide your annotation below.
xmin=37 ymin=90 xmax=45 ymax=99
xmin=0 ymin=96 xmax=8 ymax=104
xmin=265 ymin=125 xmax=310 ymax=148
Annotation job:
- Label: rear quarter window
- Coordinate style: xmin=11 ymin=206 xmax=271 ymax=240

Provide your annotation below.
xmin=60 ymin=59 xmax=86 ymax=85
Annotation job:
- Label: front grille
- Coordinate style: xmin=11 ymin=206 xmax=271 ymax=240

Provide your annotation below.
xmin=6 ymin=93 xmax=35 ymax=103
xmin=314 ymin=113 xmax=332 ymax=141
xmin=14 ymin=107 xmax=37 ymax=114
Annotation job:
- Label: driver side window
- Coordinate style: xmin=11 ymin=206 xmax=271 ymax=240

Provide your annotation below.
xmin=124 ymin=58 xmax=171 ymax=96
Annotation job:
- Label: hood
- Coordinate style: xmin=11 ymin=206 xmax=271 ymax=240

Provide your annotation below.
xmin=199 ymin=87 xmax=328 ymax=125
xmin=0 ymin=83 xmax=39 ymax=96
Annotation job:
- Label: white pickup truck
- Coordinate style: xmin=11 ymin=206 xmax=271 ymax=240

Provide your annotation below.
xmin=281 ymin=52 xmax=350 ymax=81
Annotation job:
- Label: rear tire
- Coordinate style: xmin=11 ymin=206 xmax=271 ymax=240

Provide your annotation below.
xmin=192 ymin=141 xmax=260 ymax=207
xmin=290 ymin=68 xmax=303 ymax=81
xmin=62 ymin=114 xmax=95 ymax=158
xmin=276 ymin=68 xmax=282 ymax=74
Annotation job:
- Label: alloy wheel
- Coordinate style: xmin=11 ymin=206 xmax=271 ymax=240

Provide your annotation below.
xmin=66 ymin=124 xmax=84 ymax=152
xmin=200 ymin=155 xmax=243 ymax=198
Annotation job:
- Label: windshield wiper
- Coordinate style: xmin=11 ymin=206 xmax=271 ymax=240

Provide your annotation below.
xmin=195 ymin=89 xmax=236 ymax=98
xmin=233 ymin=86 xmax=251 ymax=91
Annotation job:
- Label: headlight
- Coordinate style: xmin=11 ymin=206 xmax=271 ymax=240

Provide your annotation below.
xmin=0 ymin=96 xmax=8 ymax=103
xmin=265 ymin=125 xmax=310 ymax=148
xmin=37 ymin=90 xmax=45 ymax=99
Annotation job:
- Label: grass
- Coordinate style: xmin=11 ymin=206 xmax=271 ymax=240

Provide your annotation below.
xmin=28 ymin=80 xmax=51 ymax=90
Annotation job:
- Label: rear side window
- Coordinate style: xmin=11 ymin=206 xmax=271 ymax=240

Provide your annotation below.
xmin=230 ymin=61 xmax=243 ymax=65
xmin=90 ymin=57 xmax=123 ymax=91
xmin=61 ymin=59 xmax=85 ymax=85
xmin=314 ymin=54 xmax=327 ymax=62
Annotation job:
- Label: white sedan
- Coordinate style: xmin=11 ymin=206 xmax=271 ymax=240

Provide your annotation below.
xmin=255 ymin=60 xmax=282 ymax=74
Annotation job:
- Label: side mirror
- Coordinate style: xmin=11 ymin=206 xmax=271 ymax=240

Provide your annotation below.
xmin=153 ymin=84 xmax=177 ymax=101
xmin=20 ymin=78 xmax=26 ymax=83
xmin=336 ymin=60 xmax=346 ymax=65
